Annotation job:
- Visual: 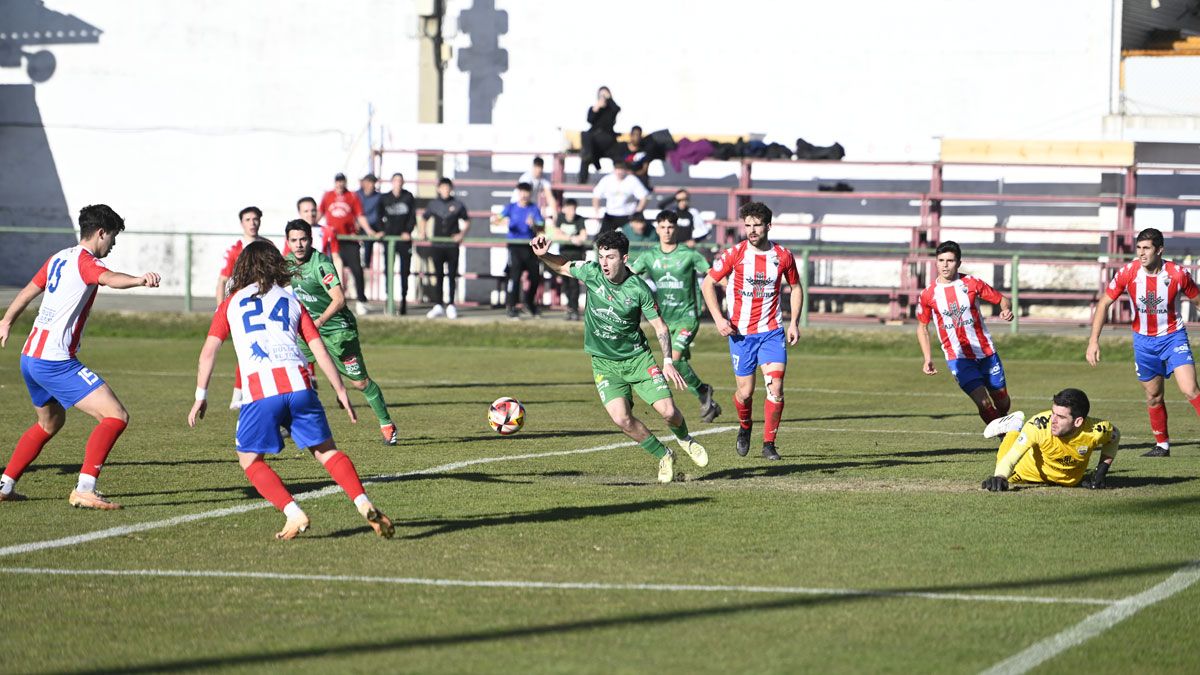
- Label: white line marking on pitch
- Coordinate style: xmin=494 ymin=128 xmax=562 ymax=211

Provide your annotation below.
xmin=0 ymin=566 xmax=1117 ymax=607
xmin=979 ymin=561 xmax=1200 ymax=675
xmin=0 ymin=426 xmax=736 ymax=559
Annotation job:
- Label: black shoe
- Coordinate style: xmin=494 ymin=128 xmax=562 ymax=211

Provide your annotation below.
xmin=564 ymin=310 xmax=579 ymax=321
xmin=762 ymin=442 xmax=781 ymax=461
xmin=399 ymin=300 xmax=407 ymax=316
xmin=506 ymin=308 xmax=520 ymax=320
xmin=736 ymin=427 xmax=751 ymax=457
xmin=1142 ymin=444 xmax=1170 ymax=457
xmin=701 ymin=401 xmax=722 ymax=423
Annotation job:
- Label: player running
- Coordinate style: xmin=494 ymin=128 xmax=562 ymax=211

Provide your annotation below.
xmin=531 ymin=230 xmax=709 ymax=483
xmin=285 ymin=220 xmax=398 ymax=445
xmin=1087 ymin=227 xmax=1200 ymax=458
xmin=915 ymin=241 xmax=1014 ymax=425
xmin=630 ymin=210 xmax=722 ymax=422
xmin=217 ymin=206 xmax=271 ymax=411
xmin=188 ymin=241 xmax=394 ymax=540
xmin=701 ymin=202 xmax=803 ymax=461
xmin=980 ymin=388 xmax=1119 ymax=491
xmin=0 ymin=204 xmax=160 ymax=509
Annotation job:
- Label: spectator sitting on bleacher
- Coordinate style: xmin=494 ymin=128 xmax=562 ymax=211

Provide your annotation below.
xmin=592 ymin=160 xmax=649 ymax=235
xmin=657 ymin=189 xmax=711 ymax=247
xmin=622 ymin=212 xmax=657 ymax=247
xmin=548 ymin=198 xmax=588 ymax=321
xmin=623 ymin=126 xmax=652 ymax=190
xmin=511 ymin=156 xmax=557 ymax=215
xmin=493 ymin=182 xmax=546 ymax=320
xmin=579 ymin=86 xmax=620 ymax=183
xmin=419 ymin=177 xmax=470 ymax=320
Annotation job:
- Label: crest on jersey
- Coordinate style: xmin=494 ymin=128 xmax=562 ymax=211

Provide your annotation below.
xmin=749 ymin=272 xmax=770 ymax=298
xmin=1139 ymin=290 xmax=1164 ymax=312
xmin=1075 ymin=446 xmax=1089 ymax=456
xmin=941 ymin=302 xmax=970 ymax=328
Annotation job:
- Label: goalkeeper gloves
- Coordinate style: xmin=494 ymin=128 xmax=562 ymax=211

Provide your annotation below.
xmin=981 ymin=475 xmax=1009 ymax=492
xmin=1081 ymin=462 xmax=1110 ymax=489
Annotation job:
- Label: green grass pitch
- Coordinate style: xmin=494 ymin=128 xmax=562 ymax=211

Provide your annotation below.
xmin=0 ymin=315 xmax=1197 ymax=674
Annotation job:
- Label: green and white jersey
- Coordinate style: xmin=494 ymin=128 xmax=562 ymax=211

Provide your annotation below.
xmin=629 ymin=245 xmax=710 ymax=326
xmin=287 ymin=251 xmax=357 ymax=339
xmin=569 ymin=261 xmax=660 ymax=360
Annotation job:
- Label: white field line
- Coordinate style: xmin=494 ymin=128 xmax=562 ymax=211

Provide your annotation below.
xmin=980 ymin=562 xmax=1200 ymax=675
xmin=0 ymin=426 xmax=735 ymax=559
xmin=0 ymin=566 xmax=1118 ymax=607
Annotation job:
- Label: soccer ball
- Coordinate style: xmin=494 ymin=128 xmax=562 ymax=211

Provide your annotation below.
xmin=488 ymin=397 xmax=526 ymax=436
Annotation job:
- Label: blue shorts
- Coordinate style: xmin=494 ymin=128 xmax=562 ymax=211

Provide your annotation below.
xmin=947 ymin=353 xmax=1006 ymax=394
xmin=236 ymin=389 xmax=332 ymax=454
xmin=20 ymin=355 xmax=106 ymax=409
xmin=728 ymin=328 xmax=787 ymax=377
xmin=1133 ymin=331 xmax=1194 ymax=382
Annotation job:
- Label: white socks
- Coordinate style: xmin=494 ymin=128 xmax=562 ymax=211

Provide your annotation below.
xmin=283 ymin=502 xmax=305 ymax=520
xmin=76 ymin=474 xmax=97 ymax=494
xmin=0 ymin=475 xmax=14 ymax=496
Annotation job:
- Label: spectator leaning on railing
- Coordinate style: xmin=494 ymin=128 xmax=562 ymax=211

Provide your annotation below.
xmin=378 ymin=173 xmax=417 ymax=315
xmin=547 ymin=198 xmax=588 ymax=321
xmin=419 ymin=177 xmax=470 ymax=320
xmin=592 ymin=160 xmax=648 ymax=235
xmin=319 ymin=172 xmax=379 ymax=317
xmin=356 ymin=174 xmax=383 ymax=272
xmin=494 ymin=182 xmax=546 ymax=320
xmin=623 ymin=212 xmax=657 ymax=247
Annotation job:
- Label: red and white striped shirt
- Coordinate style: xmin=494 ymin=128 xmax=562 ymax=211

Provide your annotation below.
xmin=22 ymin=246 xmax=108 ymax=361
xmin=1105 ymin=260 xmax=1199 ymax=337
xmin=916 ymin=275 xmax=1002 ymax=361
xmin=708 ymin=241 xmax=800 ymax=335
xmin=208 ymin=283 xmax=320 ymax=403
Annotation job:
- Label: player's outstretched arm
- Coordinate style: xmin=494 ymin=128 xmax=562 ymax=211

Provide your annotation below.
xmin=188 ymin=335 xmax=223 ymax=427
xmin=1086 ymin=294 xmax=1115 ymax=366
xmin=648 ymin=315 xmax=687 ymax=390
xmin=308 ymin=336 xmax=357 ymax=423
xmin=0 ymin=281 xmax=45 ymax=348
xmin=700 ymin=276 xmax=734 ymax=337
xmin=530 ymin=235 xmax=572 ymax=277
xmin=99 ymin=270 xmax=161 ymax=290
xmin=916 ymin=323 xmax=938 ymax=375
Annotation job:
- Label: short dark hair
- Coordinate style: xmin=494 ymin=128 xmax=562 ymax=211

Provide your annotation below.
xmin=239 ymin=206 xmax=262 ymax=220
xmin=935 ymin=241 xmax=962 ymax=262
xmin=612 ymin=160 xmax=628 ymax=170
xmin=630 ymin=125 xmax=643 ymax=134
xmin=629 ymin=211 xmax=646 ymax=223
xmin=296 ymin=196 xmax=316 ymax=211
xmin=532 ymin=157 xmax=544 ymax=168
xmin=438 ymin=177 xmax=453 ymax=188
xmin=594 ymin=229 xmax=629 ymax=256
xmin=1053 ymin=388 xmax=1090 ymax=420
xmin=516 ymin=182 xmax=533 ymax=192
xmin=738 ymin=201 xmax=772 ymax=225
xmin=391 ymin=172 xmax=404 ymax=180
xmin=656 ymin=210 xmax=679 ymax=224
xmin=675 ymin=189 xmax=689 ymax=200
xmin=285 ymin=219 xmax=312 ymax=238
xmin=563 ymin=198 xmax=578 ymax=208
xmin=78 ymin=204 xmax=126 ymax=239
xmin=1136 ymin=228 xmax=1164 ymax=248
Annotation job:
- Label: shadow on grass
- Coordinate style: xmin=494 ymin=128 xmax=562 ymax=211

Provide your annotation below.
xmin=412 ymin=381 xmax=588 ymax=390
xmin=783 ymin=411 xmax=975 ymax=424
xmin=1098 ymin=475 xmax=1199 ymax=489
xmin=1121 ymin=441 xmax=1200 ymax=452
xmin=23 ymin=458 xmax=229 ymax=476
xmin=386 ymin=398 xmax=590 ymax=409
xmin=697 ymin=458 xmax=920 ymax=481
xmin=67 ymin=559 xmax=1197 ymax=675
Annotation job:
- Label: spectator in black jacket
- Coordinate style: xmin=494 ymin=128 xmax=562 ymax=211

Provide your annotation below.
xmin=657 ymin=189 xmax=710 ymax=247
xmin=379 ymin=173 xmax=417 ymax=315
xmin=579 ymin=86 xmax=619 ymax=183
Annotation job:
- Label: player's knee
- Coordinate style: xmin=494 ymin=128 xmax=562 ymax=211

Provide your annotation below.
xmin=110 ymin=407 xmax=130 ymax=425
xmin=1146 ymin=392 xmax=1165 ymax=406
xmin=994 ymin=396 xmax=1011 ymax=415
xmin=350 ymin=378 xmax=369 ymax=391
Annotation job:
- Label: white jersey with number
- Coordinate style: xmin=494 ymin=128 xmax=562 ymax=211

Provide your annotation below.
xmin=21 ymin=246 xmax=109 ymax=361
xmin=208 ymin=283 xmax=319 ymax=402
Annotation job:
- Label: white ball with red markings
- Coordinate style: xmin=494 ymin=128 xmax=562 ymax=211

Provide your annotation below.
xmin=488 ymin=397 xmax=526 ymax=436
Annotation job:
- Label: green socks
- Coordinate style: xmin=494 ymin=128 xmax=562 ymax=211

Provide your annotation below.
xmin=675 ymin=359 xmax=703 ymax=398
xmin=669 ymin=419 xmax=690 ymax=442
xmin=361 ymin=380 xmax=392 ymax=426
xmin=640 ymin=436 xmax=669 ymax=459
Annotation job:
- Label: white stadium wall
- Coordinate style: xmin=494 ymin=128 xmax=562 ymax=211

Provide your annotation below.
xmin=4 ymin=0 xmax=1120 ymax=293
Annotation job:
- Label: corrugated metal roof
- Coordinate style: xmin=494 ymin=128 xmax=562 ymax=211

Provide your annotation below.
xmin=1124 ymin=0 xmax=1200 ymax=49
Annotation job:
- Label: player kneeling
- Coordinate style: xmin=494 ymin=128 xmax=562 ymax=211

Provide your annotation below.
xmin=981 ymin=388 xmax=1118 ymax=491
xmin=188 ymin=242 xmax=393 ymax=540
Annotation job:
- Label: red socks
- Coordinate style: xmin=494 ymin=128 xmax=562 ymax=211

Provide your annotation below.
xmin=978 ymin=403 xmax=999 ymax=424
xmin=322 ymin=451 xmax=366 ymax=502
xmin=244 ymin=461 xmax=293 ymax=511
xmin=81 ymin=418 xmax=127 ymax=478
xmin=1190 ymin=395 xmax=1200 ymax=417
xmin=4 ymin=424 xmax=53 ymax=480
xmin=1148 ymin=404 xmax=1169 ymax=446
xmin=764 ymin=399 xmax=784 ymax=443
xmin=733 ymin=394 xmax=753 ymax=430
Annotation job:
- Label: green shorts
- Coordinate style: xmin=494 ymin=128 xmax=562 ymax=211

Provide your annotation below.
xmin=591 ymin=351 xmax=672 ymax=406
xmin=668 ymin=320 xmax=700 ymax=359
xmin=299 ymin=333 xmax=369 ymax=382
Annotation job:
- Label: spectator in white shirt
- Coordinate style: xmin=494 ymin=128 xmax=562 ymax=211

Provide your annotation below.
xmin=591 ymin=160 xmax=649 ymax=234
xmin=511 ymin=156 xmax=557 ymax=216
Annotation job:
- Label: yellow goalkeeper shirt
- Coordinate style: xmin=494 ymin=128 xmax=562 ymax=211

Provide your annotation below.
xmin=994 ymin=411 xmax=1119 ymax=486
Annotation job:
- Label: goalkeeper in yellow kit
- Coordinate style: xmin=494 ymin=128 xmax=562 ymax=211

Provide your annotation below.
xmin=980 ymin=388 xmax=1119 ymax=490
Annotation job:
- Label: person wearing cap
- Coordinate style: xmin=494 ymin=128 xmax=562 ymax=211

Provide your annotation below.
xmin=319 ymin=173 xmax=380 ymax=317
xmin=356 ymin=174 xmax=383 ymax=274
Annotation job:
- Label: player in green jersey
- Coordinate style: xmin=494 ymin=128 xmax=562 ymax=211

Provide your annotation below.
xmin=629 ymin=210 xmax=722 ymax=423
xmin=284 ymin=220 xmax=399 ymax=445
xmin=531 ymin=229 xmax=709 ymax=483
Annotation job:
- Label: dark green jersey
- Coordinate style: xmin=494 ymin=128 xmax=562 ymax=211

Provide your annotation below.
xmin=287 ymin=251 xmax=357 ymax=338
xmin=570 ymin=261 xmax=660 ymax=360
xmin=629 ymin=245 xmax=710 ymax=326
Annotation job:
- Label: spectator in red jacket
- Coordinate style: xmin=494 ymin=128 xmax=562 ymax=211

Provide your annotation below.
xmin=319 ymin=173 xmax=380 ymax=316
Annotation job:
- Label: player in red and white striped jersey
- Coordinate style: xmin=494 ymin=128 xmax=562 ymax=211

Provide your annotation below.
xmin=217 ymin=206 xmax=273 ymax=411
xmin=701 ymin=202 xmax=803 ymax=460
xmin=916 ymin=241 xmax=1014 ymax=426
xmin=0 ymin=205 xmax=160 ymax=509
xmin=188 ymin=241 xmax=393 ymax=540
xmin=1087 ymin=228 xmax=1200 ymax=458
